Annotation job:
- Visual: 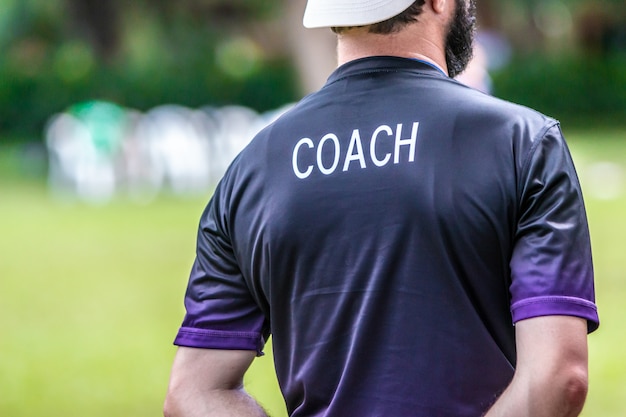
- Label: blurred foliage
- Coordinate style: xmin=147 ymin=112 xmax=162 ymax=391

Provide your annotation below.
xmin=0 ymin=0 xmax=297 ymax=140
xmin=488 ymin=0 xmax=626 ymax=126
xmin=492 ymin=53 xmax=626 ymax=127
xmin=0 ymin=54 xmax=298 ymax=139
xmin=1 ymin=0 xmax=625 ymax=142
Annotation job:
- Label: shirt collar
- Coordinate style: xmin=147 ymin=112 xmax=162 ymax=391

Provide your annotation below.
xmin=327 ymin=56 xmax=449 ymax=85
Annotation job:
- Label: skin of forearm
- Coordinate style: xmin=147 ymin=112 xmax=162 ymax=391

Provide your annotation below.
xmin=483 ymin=370 xmax=587 ymax=417
xmin=485 ymin=317 xmax=590 ymax=417
xmin=164 ymin=388 xmax=269 ymax=417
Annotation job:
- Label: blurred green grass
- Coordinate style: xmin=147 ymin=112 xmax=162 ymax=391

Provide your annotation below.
xmin=1 ymin=127 xmax=625 ymax=416
xmin=565 ymin=128 xmax=626 ymax=417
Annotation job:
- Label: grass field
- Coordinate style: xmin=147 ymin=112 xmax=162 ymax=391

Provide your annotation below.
xmin=1 ymin=126 xmax=625 ymax=416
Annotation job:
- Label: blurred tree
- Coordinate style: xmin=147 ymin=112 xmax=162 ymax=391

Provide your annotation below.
xmin=575 ymin=0 xmax=626 ymax=56
xmin=283 ymin=0 xmax=337 ymax=94
xmin=65 ymin=0 xmax=121 ymax=62
xmin=59 ymin=0 xmax=282 ymax=62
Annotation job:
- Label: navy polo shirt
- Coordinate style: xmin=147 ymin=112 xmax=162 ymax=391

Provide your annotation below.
xmin=174 ymin=57 xmax=599 ymax=416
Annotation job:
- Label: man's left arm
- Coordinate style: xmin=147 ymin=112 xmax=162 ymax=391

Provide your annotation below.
xmin=483 ymin=315 xmax=589 ymax=417
xmin=164 ymin=347 xmax=268 ymax=417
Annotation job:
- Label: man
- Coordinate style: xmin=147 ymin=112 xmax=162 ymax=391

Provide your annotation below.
xmin=164 ymin=1 xmax=600 ymax=416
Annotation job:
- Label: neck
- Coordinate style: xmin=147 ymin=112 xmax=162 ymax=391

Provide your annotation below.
xmin=337 ymin=32 xmax=447 ymax=74
xmin=335 ymin=6 xmax=450 ymax=75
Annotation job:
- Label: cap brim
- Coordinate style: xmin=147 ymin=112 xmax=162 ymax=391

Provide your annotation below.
xmin=303 ymin=0 xmax=416 ymax=28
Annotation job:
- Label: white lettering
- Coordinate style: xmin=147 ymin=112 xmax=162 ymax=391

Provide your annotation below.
xmin=293 ymin=122 xmax=419 ymax=179
xmin=370 ymin=125 xmax=393 ymax=167
xmin=292 ymin=138 xmax=314 ymax=179
xmin=343 ymin=129 xmax=366 ymax=171
xmin=317 ymin=134 xmax=340 ymax=175
xmin=394 ymin=122 xmax=419 ymax=164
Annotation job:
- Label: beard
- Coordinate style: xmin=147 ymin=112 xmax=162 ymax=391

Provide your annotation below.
xmin=444 ymin=0 xmax=477 ymax=78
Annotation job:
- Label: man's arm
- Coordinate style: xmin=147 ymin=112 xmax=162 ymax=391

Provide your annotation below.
xmin=485 ymin=315 xmax=589 ymax=417
xmin=163 ymin=347 xmax=268 ymax=417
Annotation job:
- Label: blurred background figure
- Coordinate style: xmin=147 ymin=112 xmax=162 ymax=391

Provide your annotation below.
xmin=44 ymin=102 xmax=294 ymax=203
xmin=455 ymin=29 xmax=513 ymax=94
xmin=45 ymin=101 xmax=126 ymax=203
xmin=133 ymin=105 xmax=212 ymax=198
xmin=455 ymin=39 xmax=493 ymax=94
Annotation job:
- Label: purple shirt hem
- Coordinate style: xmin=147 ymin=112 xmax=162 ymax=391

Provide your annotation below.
xmin=511 ymin=296 xmax=599 ymax=332
xmin=174 ymin=327 xmax=264 ymax=354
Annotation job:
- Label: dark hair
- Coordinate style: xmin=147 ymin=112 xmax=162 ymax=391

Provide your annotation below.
xmin=332 ymin=0 xmax=426 ymax=34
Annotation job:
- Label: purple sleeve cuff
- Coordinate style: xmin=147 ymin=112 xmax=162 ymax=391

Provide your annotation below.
xmin=174 ymin=327 xmax=265 ymax=355
xmin=511 ymin=296 xmax=599 ymax=333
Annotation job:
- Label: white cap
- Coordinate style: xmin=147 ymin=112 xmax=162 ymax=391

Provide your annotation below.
xmin=303 ymin=0 xmax=417 ymax=29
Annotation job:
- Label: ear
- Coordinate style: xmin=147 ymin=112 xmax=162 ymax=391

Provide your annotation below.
xmin=430 ymin=0 xmax=449 ymax=14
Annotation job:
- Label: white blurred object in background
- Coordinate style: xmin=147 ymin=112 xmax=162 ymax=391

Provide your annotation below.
xmin=45 ymin=101 xmax=294 ymax=204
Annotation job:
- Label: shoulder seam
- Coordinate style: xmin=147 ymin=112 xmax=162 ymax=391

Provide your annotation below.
xmin=517 ymin=120 xmax=560 ymax=195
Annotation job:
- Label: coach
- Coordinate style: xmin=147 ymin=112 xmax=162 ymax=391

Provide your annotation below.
xmin=164 ymin=1 xmax=600 ymax=416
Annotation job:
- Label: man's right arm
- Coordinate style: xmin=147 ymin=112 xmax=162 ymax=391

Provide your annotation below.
xmin=484 ymin=315 xmax=589 ymax=417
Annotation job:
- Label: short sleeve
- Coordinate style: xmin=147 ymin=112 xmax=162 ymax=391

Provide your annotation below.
xmin=173 ymin=180 xmax=269 ymax=354
xmin=510 ymin=124 xmax=599 ymax=332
